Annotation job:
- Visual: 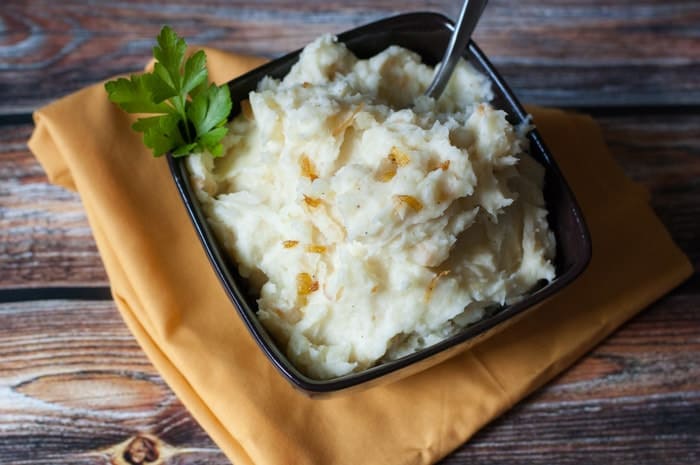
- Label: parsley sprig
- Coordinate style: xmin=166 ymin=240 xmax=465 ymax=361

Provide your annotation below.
xmin=105 ymin=26 xmax=232 ymax=157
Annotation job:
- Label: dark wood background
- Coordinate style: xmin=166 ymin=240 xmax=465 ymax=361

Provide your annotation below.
xmin=1 ymin=1 xmax=698 ymax=464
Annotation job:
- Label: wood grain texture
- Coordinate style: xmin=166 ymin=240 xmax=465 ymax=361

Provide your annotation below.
xmin=0 ymin=300 xmax=229 ymax=465
xmin=2 ymin=113 xmax=698 ymax=288
xmin=600 ymin=113 xmax=700 ymax=264
xmin=1 ymin=287 xmax=697 ymax=465
xmin=2 ymin=1 xmax=699 ymax=463
xmin=1 ymin=0 xmax=699 ymax=113
xmin=2 ymin=113 xmax=698 ymax=462
xmin=0 ymin=123 xmax=108 ymax=289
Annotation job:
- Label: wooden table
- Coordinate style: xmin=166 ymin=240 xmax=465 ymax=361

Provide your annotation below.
xmin=1 ymin=1 xmax=698 ymax=463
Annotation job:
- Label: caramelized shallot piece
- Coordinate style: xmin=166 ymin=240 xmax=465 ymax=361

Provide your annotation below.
xmin=303 ymin=194 xmax=322 ymax=208
xmin=299 ymin=154 xmax=319 ymax=181
xmin=283 ymin=240 xmax=299 ymax=248
xmin=429 ymin=160 xmax=450 ymax=171
xmin=297 ymin=272 xmax=319 ymax=296
xmin=376 ymin=164 xmax=397 ymax=182
xmin=306 ymin=245 xmax=327 ymax=254
xmin=377 ymin=146 xmax=411 ymax=182
xmin=394 ymin=194 xmax=423 ymax=212
xmin=388 ymin=146 xmax=410 ymax=166
xmin=424 ymin=270 xmax=451 ymax=302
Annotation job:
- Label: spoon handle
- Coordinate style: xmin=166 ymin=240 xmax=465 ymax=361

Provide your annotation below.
xmin=424 ymin=0 xmax=489 ymax=100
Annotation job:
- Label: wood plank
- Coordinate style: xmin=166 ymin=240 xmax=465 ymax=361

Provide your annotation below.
xmin=1 ymin=0 xmax=698 ymax=113
xmin=600 ymin=112 xmax=700 ymax=261
xmin=2 ymin=112 xmax=698 ymax=288
xmin=0 ymin=300 xmax=229 ymax=465
xmin=1 ymin=284 xmax=698 ymax=464
xmin=0 ymin=123 xmax=109 ymax=288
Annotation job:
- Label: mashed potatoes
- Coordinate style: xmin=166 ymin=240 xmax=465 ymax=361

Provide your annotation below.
xmin=186 ymin=35 xmax=556 ymax=379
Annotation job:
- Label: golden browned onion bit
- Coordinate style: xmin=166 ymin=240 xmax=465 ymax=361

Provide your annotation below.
xmin=377 ymin=146 xmax=411 ymax=182
xmin=302 ymin=81 xmax=312 ymax=88
xmin=332 ymin=102 xmax=365 ymax=136
xmin=240 ymin=99 xmax=253 ymax=120
xmin=430 ymin=160 xmax=450 ymax=171
xmin=395 ymin=194 xmax=424 ymax=212
xmin=283 ymin=240 xmax=299 ymax=248
xmin=299 ymin=154 xmax=319 ymax=181
xmin=306 ymin=244 xmax=327 ymax=254
xmin=303 ymin=194 xmax=323 ymax=208
xmin=371 ymin=285 xmax=379 ymax=294
xmin=297 ymin=272 xmax=319 ymax=295
xmin=424 ymin=270 xmax=451 ymax=302
xmin=389 ymin=146 xmax=410 ymax=166
xmin=377 ymin=163 xmax=397 ymax=182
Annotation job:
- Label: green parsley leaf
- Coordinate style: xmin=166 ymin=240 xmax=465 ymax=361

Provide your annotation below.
xmin=188 ymin=83 xmax=232 ymax=136
xmin=152 ymin=26 xmax=186 ymax=91
xmin=198 ymin=126 xmax=228 ymax=157
xmin=105 ymin=26 xmax=232 ymax=158
xmin=132 ymin=115 xmax=183 ymax=157
xmin=183 ymin=50 xmax=208 ymax=96
xmin=104 ymin=74 xmax=172 ymax=114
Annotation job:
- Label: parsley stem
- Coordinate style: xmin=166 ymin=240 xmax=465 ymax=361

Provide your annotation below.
xmin=176 ymin=95 xmax=192 ymax=142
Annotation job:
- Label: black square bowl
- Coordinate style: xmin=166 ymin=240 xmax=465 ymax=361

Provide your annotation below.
xmin=168 ymin=12 xmax=592 ymax=397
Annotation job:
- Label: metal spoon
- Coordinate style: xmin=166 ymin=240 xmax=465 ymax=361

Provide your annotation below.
xmin=424 ymin=0 xmax=489 ymax=100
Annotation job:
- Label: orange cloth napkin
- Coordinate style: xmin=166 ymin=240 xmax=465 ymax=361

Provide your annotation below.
xmin=28 ymin=48 xmax=692 ymax=465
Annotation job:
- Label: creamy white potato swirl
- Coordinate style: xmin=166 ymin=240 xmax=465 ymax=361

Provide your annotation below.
xmin=187 ymin=35 xmax=556 ymax=379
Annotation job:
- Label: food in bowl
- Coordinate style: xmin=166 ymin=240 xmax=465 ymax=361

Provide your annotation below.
xmin=186 ymin=35 xmax=556 ymax=380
